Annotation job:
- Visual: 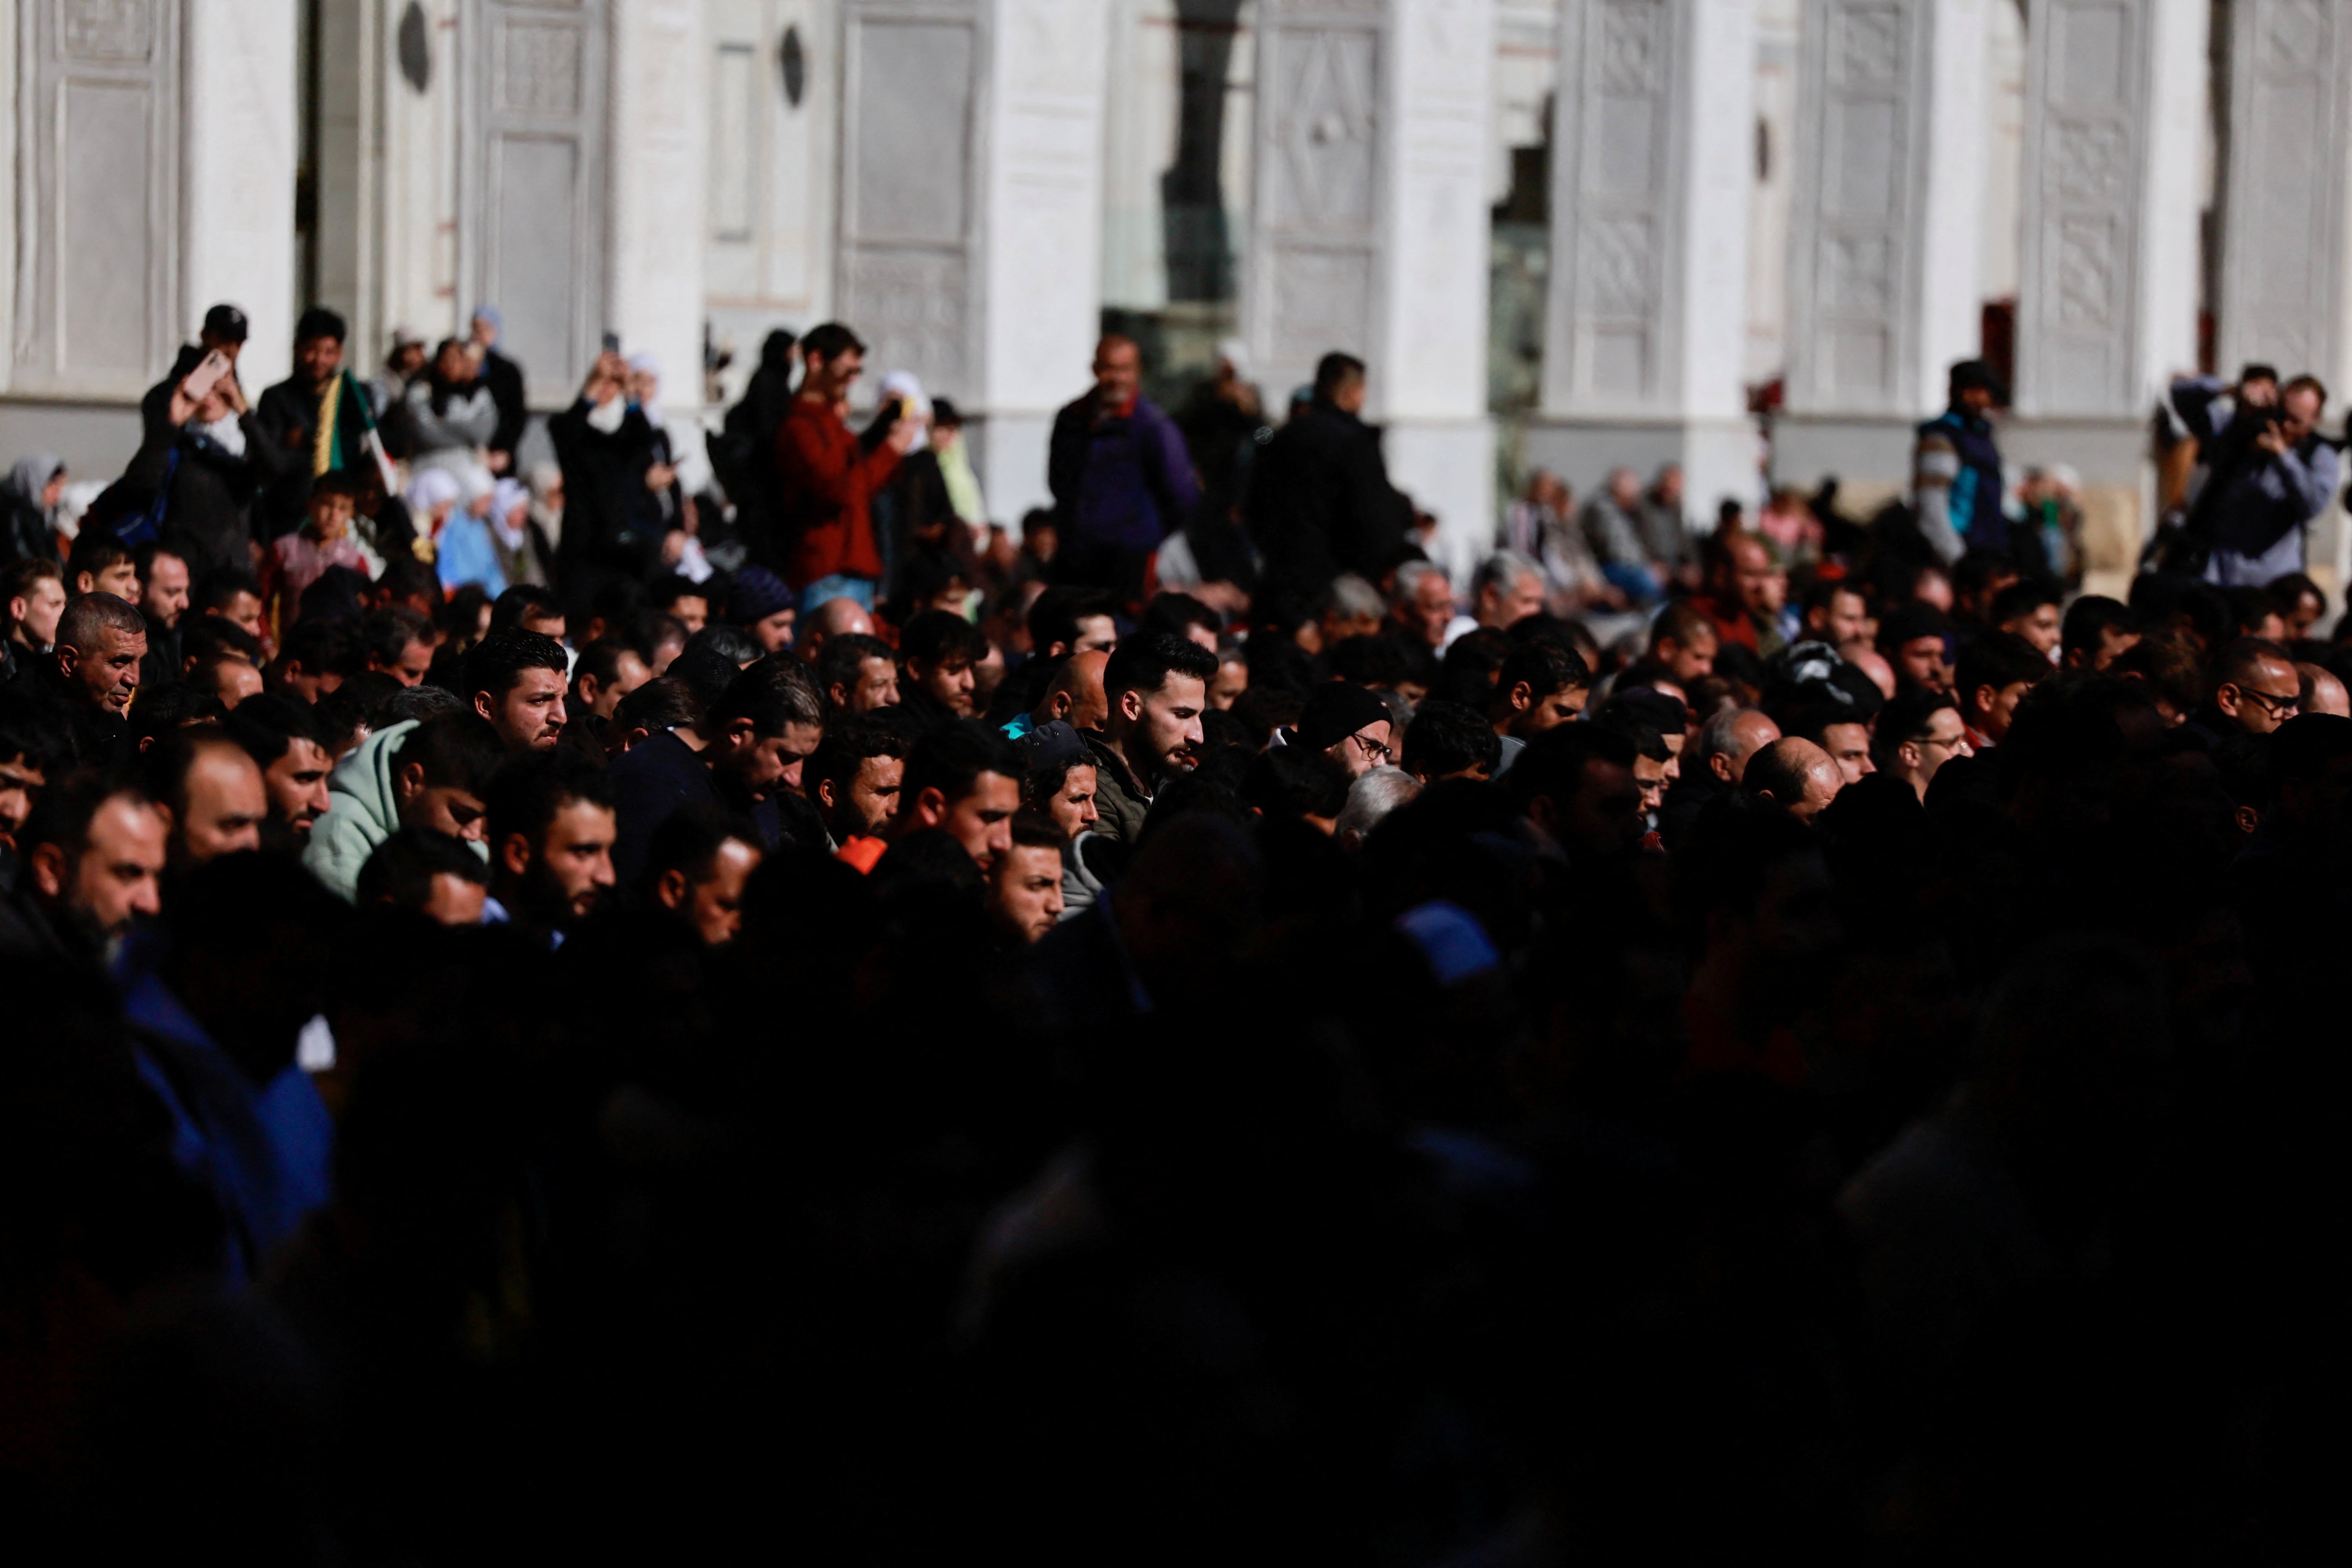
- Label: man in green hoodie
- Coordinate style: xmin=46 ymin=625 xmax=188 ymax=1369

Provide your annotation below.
xmin=302 ymin=709 xmax=505 ymax=901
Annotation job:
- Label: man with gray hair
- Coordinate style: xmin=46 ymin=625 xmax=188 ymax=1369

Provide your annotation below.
xmin=1391 ymin=559 xmax=1461 ymax=649
xmin=1470 ymin=550 xmax=1544 ymax=631
xmin=1657 ymin=707 xmax=1780 ymax=850
xmin=1319 ymin=572 xmax=1388 ymax=643
xmin=36 ymin=591 xmax=147 ymax=764
xmin=1576 ymin=466 xmax=1663 ymax=604
xmin=1335 ymin=765 xmax=1420 ymax=851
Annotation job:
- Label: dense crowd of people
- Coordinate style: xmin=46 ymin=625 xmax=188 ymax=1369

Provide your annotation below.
xmin=0 ymin=307 xmax=2341 ymax=1560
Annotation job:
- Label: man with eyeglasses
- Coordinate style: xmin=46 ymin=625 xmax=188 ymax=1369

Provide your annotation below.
xmin=1877 ymin=689 xmax=1973 ymax=803
xmin=2200 ymin=636 xmax=2304 ymax=739
xmin=1292 ymin=682 xmax=1397 ymax=782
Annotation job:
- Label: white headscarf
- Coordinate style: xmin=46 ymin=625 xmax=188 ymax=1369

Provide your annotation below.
xmin=406 ymin=466 xmax=462 ymax=522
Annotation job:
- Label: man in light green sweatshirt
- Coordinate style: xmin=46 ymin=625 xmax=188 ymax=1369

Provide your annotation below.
xmin=302 ymin=710 xmax=505 ymax=902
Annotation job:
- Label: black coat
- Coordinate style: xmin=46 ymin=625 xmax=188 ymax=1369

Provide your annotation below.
xmin=1243 ymin=398 xmax=1411 ymax=604
xmin=116 ymin=418 xmax=279 ymax=575
xmin=548 ymin=398 xmax=672 ymax=599
xmin=252 ymin=373 xmax=377 ymax=539
xmin=482 ymin=348 xmax=529 ymax=462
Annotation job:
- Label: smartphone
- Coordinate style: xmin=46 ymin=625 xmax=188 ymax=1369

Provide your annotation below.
xmin=180 ymin=349 xmax=232 ymax=403
xmin=601 ymin=331 xmax=621 ymax=354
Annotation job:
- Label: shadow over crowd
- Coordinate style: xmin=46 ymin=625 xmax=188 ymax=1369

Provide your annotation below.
xmin=0 ymin=310 xmax=2341 ymax=1563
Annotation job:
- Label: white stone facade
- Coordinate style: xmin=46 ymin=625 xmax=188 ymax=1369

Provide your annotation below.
xmin=0 ymin=1 xmax=2345 ymax=566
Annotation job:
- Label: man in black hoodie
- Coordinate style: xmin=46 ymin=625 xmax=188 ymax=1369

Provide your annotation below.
xmin=1245 ymin=352 xmax=1413 ymax=606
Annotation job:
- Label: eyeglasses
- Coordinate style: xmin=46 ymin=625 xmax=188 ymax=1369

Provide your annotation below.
xmin=1348 ymin=730 xmax=1394 ymax=765
xmin=2239 ymin=686 xmax=2301 ymax=718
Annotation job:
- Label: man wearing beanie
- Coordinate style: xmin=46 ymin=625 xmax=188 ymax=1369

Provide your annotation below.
xmin=1290 ymin=681 xmax=1397 ymax=782
xmin=731 ymin=566 xmax=797 ymax=653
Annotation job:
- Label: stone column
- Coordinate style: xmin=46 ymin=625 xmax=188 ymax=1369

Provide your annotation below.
xmin=1526 ymin=0 xmax=1759 ymax=530
xmin=836 ymin=0 xmax=1109 ymax=526
xmin=184 ymin=0 xmax=301 ymax=388
xmin=2217 ymin=0 xmax=2352 ymax=601
xmin=608 ymin=0 xmax=707 ymax=417
xmin=1243 ymin=0 xmax=1496 ymax=584
xmin=1777 ymin=0 xmax=1987 ymax=496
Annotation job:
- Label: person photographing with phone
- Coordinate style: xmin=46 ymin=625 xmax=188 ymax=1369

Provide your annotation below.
xmin=105 ymin=305 xmax=272 ymax=575
xmin=772 ymin=321 xmax=920 ymax=614
xmin=549 ymin=345 xmax=691 ymax=622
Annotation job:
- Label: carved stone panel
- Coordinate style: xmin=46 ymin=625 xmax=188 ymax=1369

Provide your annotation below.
xmin=2220 ymin=0 xmax=2352 ymax=398
xmin=463 ymin=0 xmax=609 ymax=401
xmin=15 ymin=0 xmax=179 ymax=394
xmin=2016 ymin=0 xmax=2201 ymax=417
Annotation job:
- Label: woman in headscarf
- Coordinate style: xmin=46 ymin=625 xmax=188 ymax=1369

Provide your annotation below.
xmin=433 ymin=463 xmax=509 ymax=599
xmin=486 ymin=476 xmax=554 ymax=588
xmin=402 ymin=338 xmax=501 ymax=473
xmin=869 ymin=371 xmax=966 ymax=603
xmin=3 ymin=455 xmax=67 ymax=563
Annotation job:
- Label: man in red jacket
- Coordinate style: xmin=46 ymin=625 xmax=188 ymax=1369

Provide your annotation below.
xmin=773 ymin=322 xmax=918 ymax=612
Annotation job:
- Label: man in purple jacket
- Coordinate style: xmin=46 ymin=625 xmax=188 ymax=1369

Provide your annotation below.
xmin=1046 ymin=335 xmax=1198 ymax=602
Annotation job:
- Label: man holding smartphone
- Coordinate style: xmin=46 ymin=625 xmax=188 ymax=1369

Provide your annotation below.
xmin=773 ymin=321 xmax=919 ymax=613
xmin=141 ymin=303 xmax=249 ymax=449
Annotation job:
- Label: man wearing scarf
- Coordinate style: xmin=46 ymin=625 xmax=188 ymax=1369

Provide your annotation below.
xmin=256 ymin=308 xmax=384 ymax=541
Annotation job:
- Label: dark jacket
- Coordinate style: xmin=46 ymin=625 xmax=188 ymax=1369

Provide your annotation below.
xmin=2 ymin=456 xmax=64 ymax=563
xmin=115 ymin=416 xmax=282 ymax=574
xmin=714 ymin=333 xmax=799 ymax=563
xmin=1245 ymin=398 xmax=1411 ymax=603
xmin=1047 ymin=392 xmax=1197 ymax=563
xmin=890 ymin=684 xmax=962 ymax=746
xmin=1655 ymin=772 xmax=1730 ymax=852
xmin=482 ymin=347 xmax=529 ymax=462
xmin=252 ymin=371 xmax=378 ymax=538
xmin=1078 ymin=727 xmax=1153 ymax=848
xmin=550 ymin=397 xmax=670 ymax=599
xmin=608 ymin=729 xmax=720 ymax=889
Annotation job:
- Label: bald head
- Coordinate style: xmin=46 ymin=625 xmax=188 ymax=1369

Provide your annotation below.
xmin=799 ymin=597 xmax=875 ymax=662
xmin=2298 ymin=661 xmax=2352 ymax=718
xmin=1697 ymin=708 xmax=1781 ymax=786
xmin=1036 ymin=649 xmax=1111 ymax=734
xmin=1741 ymin=737 xmax=1842 ymax=823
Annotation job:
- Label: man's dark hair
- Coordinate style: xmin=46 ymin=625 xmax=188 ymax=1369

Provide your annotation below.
xmin=1801 ymin=577 xmax=1866 ymax=617
xmin=799 ymin=321 xmax=865 ymax=362
xmin=2060 ymin=595 xmax=2135 ymax=658
xmin=223 ymin=691 xmax=321 ymax=769
xmin=2214 ymin=635 xmax=2294 ymax=696
xmin=1401 ymin=698 xmax=1501 ymax=779
xmin=355 ymin=826 xmax=488 ymax=909
xmin=130 ymin=538 xmax=189 ymax=586
xmin=572 ymin=639 xmax=643 ymax=702
xmin=278 ymin=618 xmax=360 ymax=683
xmin=307 ymin=468 xmax=363 ymax=504
xmin=1494 ymin=639 xmax=1590 ymax=707
xmin=129 ymin=686 xmax=223 ymax=750
xmin=140 ymin=728 xmax=253 ymax=827
xmin=1007 ymin=812 xmax=1065 ymax=853
xmin=613 ymin=676 xmax=705 ymax=740
xmin=1956 ymin=631 xmax=2051 ymax=708
xmin=902 ymin=719 xmax=1024 ymax=808
xmin=1027 ymin=586 xmax=1114 ymax=655
xmin=682 ymin=622 xmax=762 ymax=667
xmin=1505 ymin=723 xmax=1638 ymax=815
xmin=1875 ymin=689 xmax=1958 ymax=760
xmin=806 ymin=712 xmax=906 ymax=797
xmin=356 ymin=607 xmax=430 ymax=670
xmin=485 ymin=750 xmax=614 ymax=850
xmin=375 ymin=556 xmax=441 ymax=607
xmin=0 ymin=693 xmax=65 ymax=774
xmin=66 ymin=533 xmax=134 ymax=588
xmin=2266 ymin=571 xmax=2325 ymax=618
xmin=1586 ymin=701 xmax=1671 ymax=763
xmin=899 ymin=609 xmax=987 ymax=669
xmin=298 ymin=564 xmax=372 ymax=624
xmin=1650 ymin=601 xmax=1716 ymax=650
xmin=192 ymin=566 xmax=261 ymax=616
xmin=1314 ymin=351 xmax=1367 ymax=399
xmin=20 ymin=766 xmax=154 ymax=861
xmin=1103 ymin=632 xmax=1217 ymax=702
xmin=1239 ymin=747 xmax=1349 ymax=820
xmin=181 ymin=613 xmax=264 ymax=668
xmin=1141 ymin=592 xmax=1220 ymax=642
xmin=644 ymin=573 xmax=707 ymax=615
xmin=376 ymin=684 xmax=464 ymax=726
xmin=1325 ymin=634 xmax=1410 ymax=691
xmin=817 ymin=632 xmax=896 ymax=709
xmin=1432 ymin=627 xmax=1510 ymax=709
xmin=399 ymin=710 xmax=506 ymax=795
xmin=489 ymin=584 xmax=565 ymax=635
xmin=1990 ymin=578 xmax=2063 ymax=626
xmin=464 ymin=629 xmax=568 ymax=704
xmin=710 ymin=657 xmax=825 ymax=737
xmin=638 ymin=804 xmax=762 ymax=899
xmin=295 ymin=305 xmax=348 ymax=345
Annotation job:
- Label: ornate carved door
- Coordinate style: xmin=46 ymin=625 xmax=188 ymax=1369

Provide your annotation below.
xmin=461 ymin=0 xmax=609 ymax=404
